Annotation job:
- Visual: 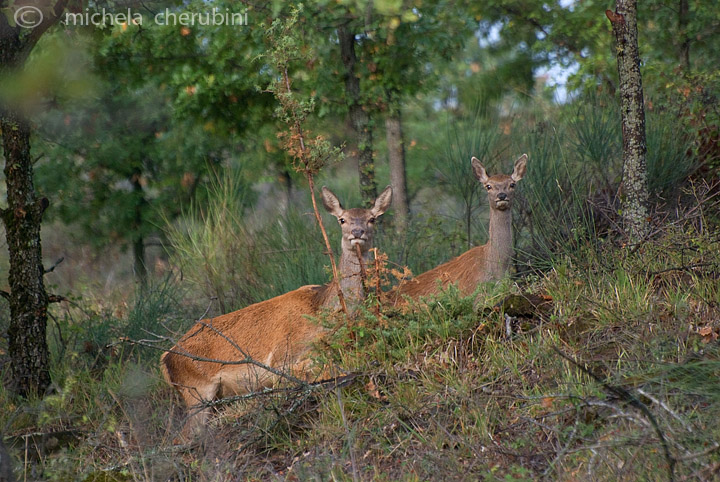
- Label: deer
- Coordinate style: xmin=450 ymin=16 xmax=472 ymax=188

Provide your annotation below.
xmin=392 ymin=154 xmax=527 ymax=302
xmin=161 ymin=186 xmax=392 ymax=440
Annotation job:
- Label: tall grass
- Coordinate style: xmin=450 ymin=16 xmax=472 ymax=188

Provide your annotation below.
xmin=165 ymin=173 xmax=333 ymax=313
xmin=646 ymin=107 xmax=698 ymax=195
xmin=513 ymin=118 xmax=598 ymax=272
xmin=434 ymin=109 xmax=501 ymax=249
xmin=512 ymin=95 xmax=697 ymax=273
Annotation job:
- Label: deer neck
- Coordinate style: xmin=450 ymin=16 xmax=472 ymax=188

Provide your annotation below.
xmin=338 ymin=245 xmax=369 ymax=312
xmin=320 ymin=244 xmax=369 ymax=314
xmin=484 ymin=207 xmax=513 ymax=280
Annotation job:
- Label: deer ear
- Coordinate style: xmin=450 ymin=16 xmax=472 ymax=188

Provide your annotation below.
xmin=321 ymin=186 xmax=344 ymax=218
xmin=371 ymin=185 xmax=393 ymax=217
xmin=511 ymin=154 xmax=528 ymax=182
xmin=471 ymin=157 xmax=489 ymax=183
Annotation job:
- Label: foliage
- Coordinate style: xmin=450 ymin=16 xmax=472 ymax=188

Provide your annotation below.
xmin=4 ymin=221 xmax=720 ymax=479
xmin=31 ymin=0 xmax=276 ymax=280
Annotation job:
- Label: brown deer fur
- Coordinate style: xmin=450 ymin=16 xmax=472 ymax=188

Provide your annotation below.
xmin=393 ymin=154 xmax=527 ymax=301
xmin=161 ymin=186 xmax=392 ymax=439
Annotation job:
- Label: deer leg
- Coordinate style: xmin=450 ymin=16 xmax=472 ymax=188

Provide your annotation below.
xmin=176 ymin=381 xmax=220 ymax=443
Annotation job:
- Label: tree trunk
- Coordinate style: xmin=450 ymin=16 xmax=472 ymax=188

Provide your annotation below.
xmin=1 ymin=0 xmax=67 ymax=399
xmin=678 ymin=0 xmax=690 ymax=70
xmin=0 ymin=111 xmax=51 ymax=398
xmin=0 ymin=433 xmax=15 ymax=482
xmin=607 ymin=1 xmax=649 ymax=243
xmin=338 ymin=25 xmax=376 ymax=208
xmin=130 ymin=170 xmax=147 ymax=286
xmin=385 ymin=102 xmax=410 ymax=233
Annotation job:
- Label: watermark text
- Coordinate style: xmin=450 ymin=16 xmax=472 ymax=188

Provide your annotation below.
xmin=11 ymin=7 xmax=250 ymax=29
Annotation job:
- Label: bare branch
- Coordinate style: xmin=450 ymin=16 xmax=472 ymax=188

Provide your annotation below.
xmin=48 ymin=294 xmax=67 ymax=303
xmin=636 ymin=388 xmax=693 ymax=432
xmin=553 ymin=346 xmax=676 ymax=481
xmin=675 ymin=443 xmax=720 ymax=462
xmin=122 ymin=323 xmax=308 ymax=388
xmin=44 ymin=257 xmax=64 ymax=274
xmin=17 ymin=0 xmax=71 ymax=65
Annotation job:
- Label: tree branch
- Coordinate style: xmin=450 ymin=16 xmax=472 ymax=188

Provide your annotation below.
xmin=122 ymin=321 xmax=309 ymax=388
xmin=17 ymin=0 xmax=71 ymax=65
xmin=553 ymin=346 xmax=676 ymax=481
xmin=44 ymin=256 xmax=64 ymax=274
xmin=48 ymin=294 xmax=67 ymax=303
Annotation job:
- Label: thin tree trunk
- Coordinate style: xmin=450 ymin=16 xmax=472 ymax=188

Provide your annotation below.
xmin=385 ymin=102 xmax=409 ymax=233
xmin=0 ymin=111 xmax=51 ymax=397
xmin=678 ymin=0 xmax=690 ymax=70
xmin=338 ymin=25 xmax=376 ymax=208
xmin=130 ymin=170 xmax=147 ymax=285
xmin=607 ymin=1 xmax=649 ymax=243
xmin=279 ymin=166 xmax=292 ymax=213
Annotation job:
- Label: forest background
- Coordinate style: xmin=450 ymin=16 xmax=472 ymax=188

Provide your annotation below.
xmin=1 ymin=0 xmax=719 ymax=479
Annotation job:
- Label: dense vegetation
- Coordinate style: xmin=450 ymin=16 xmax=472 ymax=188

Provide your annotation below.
xmin=1 ymin=0 xmax=719 ymax=479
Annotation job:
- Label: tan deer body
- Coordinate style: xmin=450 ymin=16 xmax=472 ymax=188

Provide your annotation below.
xmin=394 ymin=155 xmax=527 ymax=301
xmin=161 ymin=186 xmax=392 ymax=438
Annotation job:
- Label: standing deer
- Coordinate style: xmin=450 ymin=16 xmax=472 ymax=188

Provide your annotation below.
xmin=162 ymin=186 xmax=392 ymax=439
xmin=393 ymin=154 xmax=527 ymax=301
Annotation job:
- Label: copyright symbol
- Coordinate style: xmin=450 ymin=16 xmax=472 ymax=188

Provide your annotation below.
xmin=14 ymin=5 xmax=44 ymax=29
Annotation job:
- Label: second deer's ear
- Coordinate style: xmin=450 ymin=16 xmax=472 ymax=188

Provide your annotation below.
xmin=321 ymin=186 xmax=344 ymax=218
xmin=371 ymin=185 xmax=393 ymax=217
xmin=511 ymin=154 xmax=528 ymax=182
xmin=471 ymin=157 xmax=489 ymax=183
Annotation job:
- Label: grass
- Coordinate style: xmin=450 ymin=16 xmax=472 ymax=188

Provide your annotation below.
xmin=4 ymin=219 xmax=718 ymax=480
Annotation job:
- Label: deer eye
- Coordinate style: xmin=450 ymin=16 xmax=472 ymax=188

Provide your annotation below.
xmin=339 ymin=218 xmax=346 ymax=224
xmin=509 ymin=182 xmax=516 ymax=189
xmin=368 ymin=217 xmax=375 ymax=224
xmin=485 ymin=184 xmax=492 ymax=191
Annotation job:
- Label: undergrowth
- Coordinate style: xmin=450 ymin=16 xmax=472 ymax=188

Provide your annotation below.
xmin=0 ymin=97 xmax=715 ymax=480
xmin=2 ymin=220 xmax=719 ymax=480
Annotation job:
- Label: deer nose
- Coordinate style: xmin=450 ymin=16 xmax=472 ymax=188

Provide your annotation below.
xmin=351 ymin=228 xmax=364 ymax=238
xmin=497 ymin=192 xmax=507 ymax=201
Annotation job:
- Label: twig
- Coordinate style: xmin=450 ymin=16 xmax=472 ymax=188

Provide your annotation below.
xmin=279 ymin=58 xmax=347 ymax=316
xmin=43 ymin=257 xmax=64 ymax=274
xmin=542 ymin=412 xmax=581 ymax=478
xmin=335 ymin=385 xmax=359 ymax=482
xmin=355 ymin=244 xmax=368 ymax=296
xmin=553 ymin=346 xmax=676 ymax=482
xmin=649 ymin=263 xmax=716 ymax=277
xmin=675 ymin=442 xmax=720 ymax=462
xmin=636 ymin=388 xmax=693 ymax=432
xmin=122 ymin=332 xmax=307 ymax=387
xmin=308 ymin=175 xmax=348 ymax=315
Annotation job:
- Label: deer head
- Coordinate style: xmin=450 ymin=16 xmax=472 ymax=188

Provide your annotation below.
xmin=472 ymin=154 xmax=527 ymax=212
xmin=321 ymin=185 xmax=393 ymax=256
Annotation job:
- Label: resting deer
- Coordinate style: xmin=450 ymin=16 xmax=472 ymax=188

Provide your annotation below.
xmin=393 ymin=154 xmax=527 ymax=301
xmin=161 ymin=186 xmax=392 ymax=439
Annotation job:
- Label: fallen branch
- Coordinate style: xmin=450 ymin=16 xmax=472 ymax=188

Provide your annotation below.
xmin=553 ymin=346 xmax=676 ymax=482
